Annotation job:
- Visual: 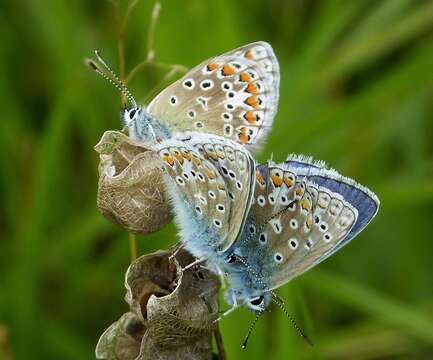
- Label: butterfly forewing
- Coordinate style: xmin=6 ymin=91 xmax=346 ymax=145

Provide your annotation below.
xmin=147 ymin=42 xmax=279 ymax=153
xmin=156 ymin=135 xmax=254 ymax=253
xmin=234 ymin=160 xmax=379 ymax=291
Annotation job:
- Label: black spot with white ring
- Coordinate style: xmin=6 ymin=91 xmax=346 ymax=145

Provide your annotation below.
xmin=200 ymin=79 xmax=214 ymax=90
xmin=289 ymin=238 xmax=298 ymax=250
xmin=213 ymin=219 xmax=222 ymax=228
xmin=182 ymin=79 xmax=195 ymax=89
xmin=176 ymin=176 xmax=185 ymax=186
xmin=170 ymin=96 xmax=178 ymax=105
xmin=274 ymin=253 xmax=283 ymax=263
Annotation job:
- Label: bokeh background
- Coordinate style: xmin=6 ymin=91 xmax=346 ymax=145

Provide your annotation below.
xmin=1 ymin=0 xmax=433 ymax=359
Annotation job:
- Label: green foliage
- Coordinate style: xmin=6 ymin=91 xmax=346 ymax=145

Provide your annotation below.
xmin=1 ymin=0 xmax=433 ymax=358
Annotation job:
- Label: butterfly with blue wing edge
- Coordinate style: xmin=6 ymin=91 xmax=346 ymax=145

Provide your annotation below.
xmin=158 ymin=144 xmax=380 ymax=343
xmin=87 ymin=41 xmax=279 ymax=154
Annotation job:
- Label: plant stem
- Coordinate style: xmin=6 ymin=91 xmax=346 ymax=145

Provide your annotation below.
xmin=214 ymin=323 xmax=227 ymax=360
xmin=128 ymin=232 xmax=137 ymax=261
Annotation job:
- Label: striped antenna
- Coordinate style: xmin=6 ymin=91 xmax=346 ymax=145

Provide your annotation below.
xmin=242 ymin=313 xmax=261 ymax=349
xmin=271 ymin=292 xmax=314 ymax=347
xmin=86 ymin=50 xmax=137 ymax=108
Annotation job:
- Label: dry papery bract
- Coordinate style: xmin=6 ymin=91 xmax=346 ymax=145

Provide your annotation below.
xmin=96 ymin=249 xmax=220 ymax=360
xmin=95 ymin=131 xmax=172 ymax=235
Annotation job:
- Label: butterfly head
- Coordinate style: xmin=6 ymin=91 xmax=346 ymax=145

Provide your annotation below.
xmin=245 ymin=293 xmax=271 ymax=313
xmin=121 ymin=106 xmax=171 ymax=143
xmin=225 ymin=288 xmax=271 ymax=314
xmin=121 ymin=106 xmax=144 ymax=127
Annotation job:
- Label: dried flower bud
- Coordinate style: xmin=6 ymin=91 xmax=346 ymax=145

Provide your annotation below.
xmin=96 ymin=249 xmax=220 ymax=360
xmin=95 ymin=131 xmax=172 ymax=235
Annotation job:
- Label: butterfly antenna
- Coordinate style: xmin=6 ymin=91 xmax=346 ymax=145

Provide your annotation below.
xmin=94 ymin=50 xmax=137 ymax=107
xmin=242 ymin=313 xmax=261 ymax=349
xmin=271 ymin=292 xmax=314 ymax=347
xmin=86 ymin=50 xmax=137 ymax=108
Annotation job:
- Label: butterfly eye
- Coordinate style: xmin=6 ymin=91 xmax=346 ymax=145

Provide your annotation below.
xmin=226 ymin=254 xmax=237 ymax=264
xmin=129 ymin=109 xmax=137 ymax=119
xmin=249 ymin=296 xmax=264 ymax=306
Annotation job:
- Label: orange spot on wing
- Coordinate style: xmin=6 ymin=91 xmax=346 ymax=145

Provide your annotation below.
xmin=217 ymin=183 xmax=226 ymax=191
xmin=295 ymin=186 xmax=305 ymax=197
xmin=246 ymin=83 xmax=258 ymax=94
xmin=207 ymin=151 xmax=218 ymax=161
xmin=222 ymin=64 xmax=236 ymax=76
xmin=174 ymin=153 xmax=184 ymax=164
xmin=238 ymin=127 xmax=249 ymax=144
xmin=217 ymin=151 xmax=225 ymax=159
xmin=306 ymin=214 xmax=313 ymax=228
xmin=245 ymin=96 xmax=259 ymax=109
xmin=256 ymin=171 xmax=265 ymax=186
xmin=163 ymin=155 xmax=175 ymax=166
xmin=284 ymin=175 xmax=294 ymax=188
xmin=192 ymin=154 xmax=202 ymax=166
xmin=182 ymin=151 xmax=192 ymax=161
xmin=239 ymin=72 xmax=250 ymax=82
xmin=204 ymin=168 xmax=216 ymax=179
xmin=207 ymin=63 xmax=218 ymax=71
xmin=271 ymin=175 xmax=283 ymax=187
xmin=301 ymin=199 xmax=311 ymax=211
xmin=244 ymin=111 xmax=257 ymax=124
xmin=245 ymin=50 xmax=253 ymax=60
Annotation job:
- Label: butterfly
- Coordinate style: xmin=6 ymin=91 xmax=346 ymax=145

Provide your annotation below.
xmin=88 ymin=42 xmax=279 ymax=154
xmin=156 ymin=139 xmax=380 ymax=323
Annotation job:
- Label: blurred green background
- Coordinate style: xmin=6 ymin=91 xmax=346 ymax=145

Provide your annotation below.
xmin=1 ymin=0 xmax=433 ymax=359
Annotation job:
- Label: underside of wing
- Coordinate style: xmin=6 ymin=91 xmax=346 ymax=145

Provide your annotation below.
xmin=231 ymin=158 xmax=379 ymax=291
xmin=147 ymin=42 xmax=280 ymax=154
xmin=156 ymin=135 xmax=255 ymax=254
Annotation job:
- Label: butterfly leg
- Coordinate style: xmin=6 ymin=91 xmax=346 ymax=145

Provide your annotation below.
xmin=181 ymin=257 xmax=206 ymax=272
xmin=169 ymin=242 xmax=185 ymax=261
xmin=214 ymin=294 xmax=238 ymax=323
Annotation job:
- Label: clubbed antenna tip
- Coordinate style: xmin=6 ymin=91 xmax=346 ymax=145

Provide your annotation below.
xmin=85 ymin=59 xmax=98 ymax=70
xmin=241 ymin=313 xmax=260 ymax=350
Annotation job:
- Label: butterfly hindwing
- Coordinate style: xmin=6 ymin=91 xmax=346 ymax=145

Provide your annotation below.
xmin=186 ymin=134 xmax=256 ymax=251
xmin=232 ymin=159 xmax=379 ymax=291
xmin=156 ymin=135 xmax=255 ymax=254
xmin=284 ymin=154 xmax=380 ymax=250
xmin=147 ymin=42 xmax=279 ymax=153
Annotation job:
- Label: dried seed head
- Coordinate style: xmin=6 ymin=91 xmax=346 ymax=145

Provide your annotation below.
xmin=96 ymin=248 xmax=220 ymax=360
xmin=95 ymin=131 xmax=172 ymax=235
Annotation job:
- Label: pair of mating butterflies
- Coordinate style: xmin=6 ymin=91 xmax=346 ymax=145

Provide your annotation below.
xmin=90 ymin=42 xmax=379 ymax=332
